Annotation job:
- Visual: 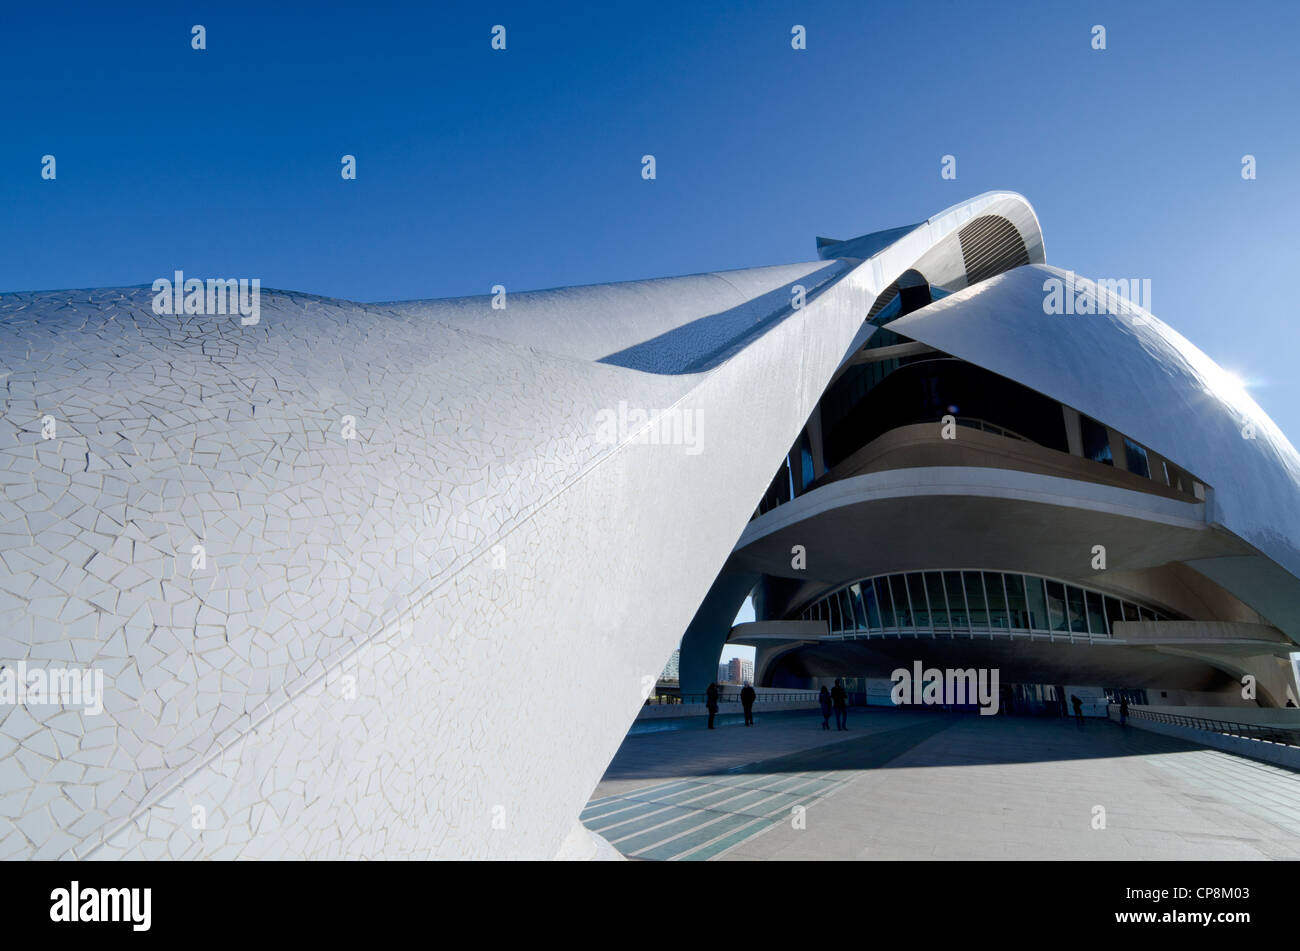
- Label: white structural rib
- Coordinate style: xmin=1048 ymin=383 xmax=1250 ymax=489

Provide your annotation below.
xmin=0 ymin=193 xmax=1043 ymax=859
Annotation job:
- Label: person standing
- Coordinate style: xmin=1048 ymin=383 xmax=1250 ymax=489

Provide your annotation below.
xmin=1071 ymin=694 xmax=1084 ymax=728
xmin=832 ymin=678 xmax=848 ymax=731
xmin=741 ymin=682 xmax=756 ymax=726
xmin=1119 ymin=695 xmax=1129 ymax=726
xmin=818 ymin=686 xmax=832 ymax=730
xmin=706 ymin=681 xmax=719 ymax=729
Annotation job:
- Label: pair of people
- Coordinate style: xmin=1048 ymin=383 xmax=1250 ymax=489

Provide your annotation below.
xmin=819 ymin=679 xmax=848 ymax=730
xmin=705 ymin=682 xmax=757 ymax=728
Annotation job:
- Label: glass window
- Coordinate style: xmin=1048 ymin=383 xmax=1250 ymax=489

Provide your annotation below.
xmin=984 ymin=572 xmax=1009 ymax=629
xmin=907 ymin=573 xmax=930 ymax=627
xmin=1044 ymin=580 xmax=1069 ymax=632
xmin=848 ymin=583 xmax=867 ymax=630
xmin=890 ymin=575 xmax=913 ymax=627
xmin=944 ymin=572 xmax=968 ymax=629
xmin=828 ymin=593 xmax=842 ymax=632
xmin=875 ymin=577 xmax=895 ymax=628
xmin=925 ymin=572 xmax=949 ymax=629
xmin=1004 ymin=574 xmax=1028 ymax=629
xmin=1024 ymin=576 xmax=1049 ymax=630
xmin=1123 ymin=438 xmax=1151 ymax=478
xmin=1080 ymin=415 xmax=1113 ymax=466
xmin=1122 ymin=601 xmax=1140 ymax=623
xmin=1104 ymin=596 xmax=1125 ymax=633
xmin=1066 ymin=586 xmax=1088 ymax=632
xmin=862 ymin=582 xmax=881 ymax=630
xmin=1066 ymin=587 xmax=1086 ymax=631
xmin=839 ymin=589 xmax=857 ymax=631
xmin=1086 ymin=590 xmax=1107 ymax=635
xmin=1139 ymin=605 xmax=1157 ymax=622
xmin=870 ymin=293 xmax=903 ymax=327
xmin=963 ymin=571 xmax=988 ymax=629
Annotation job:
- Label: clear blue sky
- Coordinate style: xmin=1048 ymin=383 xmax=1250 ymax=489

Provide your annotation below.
xmin=3 ymin=0 xmax=1298 ymax=439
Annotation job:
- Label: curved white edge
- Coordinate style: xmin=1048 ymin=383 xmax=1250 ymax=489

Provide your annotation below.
xmin=890 ymin=265 xmax=1300 ymax=592
xmin=0 ymin=191 xmax=1051 ymax=861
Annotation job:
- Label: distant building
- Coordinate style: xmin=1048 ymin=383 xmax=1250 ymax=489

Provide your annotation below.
xmin=725 ymin=657 xmax=754 ymax=684
xmin=659 ymin=649 xmax=680 ymax=682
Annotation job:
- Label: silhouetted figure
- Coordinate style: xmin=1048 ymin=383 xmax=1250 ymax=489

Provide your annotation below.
xmin=1071 ymin=694 xmax=1084 ymax=727
xmin=832 ymin=678 xmax=848 ymax=731
xmin=741 ymin=682 xmax=756 ymax=726
xmin=1119 ymin=696 xmax=1129 ymax=726
xmin=819 ymin=686 xmax=832 ymax=730
xmin=1288 ymin=699 xmax=1297 ymax=708
xmin=706 ymin=682 xmax=719 ymax=729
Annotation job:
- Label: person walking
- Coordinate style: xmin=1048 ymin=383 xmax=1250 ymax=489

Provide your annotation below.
xmin=818 ymin=686 xmax=832 ymax=730
xmin=705 ymin=681 xmax=719 ymax=729
xmin=741 ymin=682 xmax=756 ymax=726
xmin=832 ymin=678 xmax=848 ymax=731
xmin=1119 ymin=695 xmax=1129 ymax=726
xmin=1071 ymin=693 xmax=1084 ymax=728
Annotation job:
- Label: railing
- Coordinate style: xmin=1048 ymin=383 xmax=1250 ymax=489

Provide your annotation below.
xmin=645 ymin=692 xmax=821 ymax=706
xmin=953 ymin=416 xmax=1029 ymax=442
xmin=818 ymin=627 xmax=1111 ymax=645
xmin=1128 ymin=708 xmax=1300 ymax=748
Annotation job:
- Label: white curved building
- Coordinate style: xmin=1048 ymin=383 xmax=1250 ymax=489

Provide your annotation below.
xmin=1 ymin=192 xmax=1297 ymax=860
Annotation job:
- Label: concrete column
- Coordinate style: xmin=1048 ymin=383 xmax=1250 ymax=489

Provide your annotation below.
xmin=678 ymin=568 xmax=761 ymax=695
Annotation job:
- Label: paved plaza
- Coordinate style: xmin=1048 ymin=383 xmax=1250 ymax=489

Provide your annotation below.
xmin=583 ymin=708 xmax=1300 ymax=860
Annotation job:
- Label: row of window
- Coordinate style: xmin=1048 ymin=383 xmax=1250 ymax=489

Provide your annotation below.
xmin=1079 ymin=413 xmax=1204 ymax=497
xmin=798 ymin=570 xmax=1176 ymax=637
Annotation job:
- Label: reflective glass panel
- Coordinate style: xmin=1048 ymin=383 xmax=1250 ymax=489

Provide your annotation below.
xmin=984 ymin=572 xmax=1009 ymax=629
xmin=945 ymin=572 xmax=969 ymax=629
xmin=925 ymin=572 xmax=949 ymax=629
xmin=848 ymin=583 xmax=867 ymax=630
xmin=963 ymin=571 xmax=988 ymax=629
xmin=1086 ymin=591 xmax=1107 ymax=635
xmin=875 ymin=577 xmax=895 ymax=628
xmin=1025 ymin=576 xmax=1049 ymax=630
xmin=862 ymin=582 xmax=881 ymax=630
xmin=890 ymin=575 xmax=913 ymax=627
xmin=1066 ymin=586 xmax=1088 ymax=632
xmin=839 ymin=590 xmax=857 ymax=631
xmin=1105 ymin=596 xmax=1125 ymax=632
xmin=1004 ymin=574 xmax=1028 ymax=628
xmin=1080 ymin=416 xmax=1113 ymax=466
xmin=1045 ymin=580 xmax=1069 ymax=631
xmin=1123 ymin=438 xmax=1151 ymax=478
xmin=907 ymin=573 xmax=930 ymax=627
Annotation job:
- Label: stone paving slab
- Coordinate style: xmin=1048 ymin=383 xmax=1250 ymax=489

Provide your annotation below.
xmin=584 ymin=708 xmax=957 ymax=860
xmin=717 ymin=714 xmax=1300 ymax=861
xmin=589 ymin=708 xmax=943 ymax=800
xmin=584 ymin=707 xmax=1300 ymax=860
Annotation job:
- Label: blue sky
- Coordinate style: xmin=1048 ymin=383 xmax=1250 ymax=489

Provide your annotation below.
xmin=3 ymin=0 xmax=1298 ymax=453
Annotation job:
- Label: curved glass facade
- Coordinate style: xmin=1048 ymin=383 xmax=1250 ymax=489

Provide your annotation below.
xmin=796 ymin=570 xmax=1177 ymax=639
